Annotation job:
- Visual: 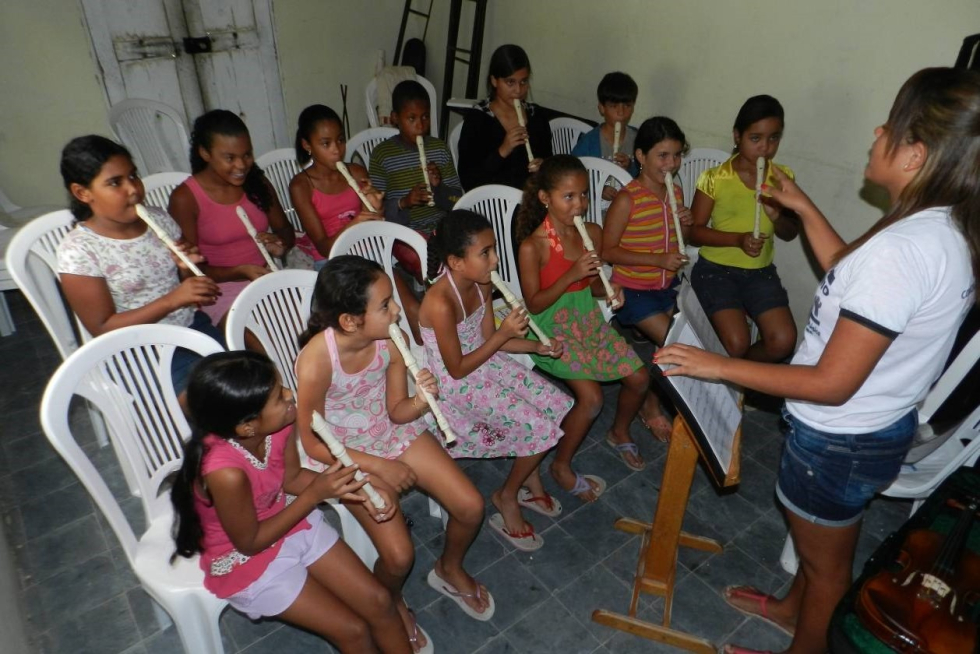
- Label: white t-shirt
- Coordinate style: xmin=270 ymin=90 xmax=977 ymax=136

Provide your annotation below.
xmin=787 ymin=207 xmax=975 ymax=433
xmin=56 ymin=207 xmax=195 ymax=328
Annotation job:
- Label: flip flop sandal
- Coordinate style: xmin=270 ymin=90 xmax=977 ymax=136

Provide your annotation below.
xmin=517 ymin=487 xmax=563 ymax=517
xmin=426 ymin=569 xmax=496 ymax=622
xmin=605 ymin=433 xmax=646 ymax=472
xmin=568 ymin=473 xmax=607 ymax=502
xmin=723 ymin=585 xmax=794 ymax=637
xmin=405 ymin=609 xmax=434 ymax=654
xmin=488 ymin=513 xmax=545 ymax=552
xmin=638 ymin=412 xmax=673 ymax=442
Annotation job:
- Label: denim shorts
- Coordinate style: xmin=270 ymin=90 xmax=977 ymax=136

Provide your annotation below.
xmin=171 ymin=311 xmax=226 ymax=394
xmin=776 ymin=409 xmax=916 ymax=526
xmin=690 ymin=258 xmax=789 ymax=319
xmin=616 ymin=279 xmax=679 ymax=326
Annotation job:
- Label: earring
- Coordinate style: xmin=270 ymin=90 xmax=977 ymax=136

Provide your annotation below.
xmin=544 ymin=203 xmax=549 ymax=209
xmin=306 ymin=149 xmax=312 ymax=157
xmin=244 ymin=424 xmax=256 ymax=438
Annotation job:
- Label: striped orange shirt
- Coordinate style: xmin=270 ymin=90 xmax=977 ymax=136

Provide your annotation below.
xmin=610 ymin=179 xmax=683 ymax=291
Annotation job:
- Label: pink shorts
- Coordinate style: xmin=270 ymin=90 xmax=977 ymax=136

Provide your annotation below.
xmin=225 ymin=511 xmax=339 ymax=619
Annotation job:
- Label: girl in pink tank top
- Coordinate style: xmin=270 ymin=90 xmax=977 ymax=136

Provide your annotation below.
xmin=295 ymin=256 xmax=496 ymax=651
xmin=169 ymin=351 xmax=410 ymax=652
xmin=168 ymin=110 xmax=295 ymax=324
xmin=289 ymin=105 xmax=384 ymax=269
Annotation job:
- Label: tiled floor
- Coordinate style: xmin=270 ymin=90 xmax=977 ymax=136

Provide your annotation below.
xmin=0 ymin=290 xmax=915 ymax=654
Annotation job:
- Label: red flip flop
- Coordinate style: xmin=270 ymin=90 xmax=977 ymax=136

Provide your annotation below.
xmin=723 ymin=586 xmax=794 ymax=637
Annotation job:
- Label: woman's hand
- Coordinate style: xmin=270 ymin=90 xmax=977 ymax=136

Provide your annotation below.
xmin=601 ymin=185 xmax=618 ymax=201
xmin=654 ymin=343 xmax=727 ymax=381
xmin=527 ymin=157 xmax=543 ymax=173
xmin=675 ymin=205 xmax=694 ymax=227
xmin=738 ymin=232 xmax=767 ymax=257
xmin=361 ymin=183 xmax=385 ymax=213
xmin=426 ymin=162 xmax=442 ymax=188
xmin=170 ymin=239 xmax=207 ymax=271
xmin=360 ymin=482 xmax=399 ymax=523
xmin=309 ymin=460 xmax=370 ymax=502
xmin=608 ymin=282 xmax=625 ymax=309
xmin=376 ymin=458 xmax=417 ymax=493
xmin=351 ymin=208 xmax=383 ymax=224
xmin=570 ymin=249 xmax=602 ymax=282
xmin=762 ymin=166 xmax=817 ymax=217
xmin=414 ymin=367 xmax=440 ymax=400
xmin=535 ymin=338 xmax=564 ymax=358
xmin=170 ymin=276 xmax=220 ymax=307
xmin=256 ymin=231 xmax=286 ymax=257
xmin=500 ymin=124 xmax=528 ymax=158
xmin=499 ymin=307 xmax=530 ymax=340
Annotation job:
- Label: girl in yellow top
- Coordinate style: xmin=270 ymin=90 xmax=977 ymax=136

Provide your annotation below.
xmin=689 ymin=95 xmax=800 ymax=362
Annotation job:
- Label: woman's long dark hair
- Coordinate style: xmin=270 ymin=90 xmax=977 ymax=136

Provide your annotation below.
xmin=294 ymin=104 xmax=343 ymax=166
xmin=836 ymin=67 xmax=980 ymax=282
xmin=486 ymin=44 xmax=531 ymax=98
xmin=170 ymin=351 xmax=278 ymax=560
xmin=298 ymin=256 xmax=386 ymax=348
xmin=189 ymin=109 xmax=273 ymax=212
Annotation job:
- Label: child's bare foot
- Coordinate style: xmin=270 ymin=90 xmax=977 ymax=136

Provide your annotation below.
xmin=605 ymin=428 xmax=645 ymax=471
xmin=431 ymin=560 xmax=492 ymax=616
xmin=550 ymin=461 xmax=605 ymax=502
xmin=490 ymin=489 xmax=531 ymax=536
xmin=396 ymin=600 xmax=428 ymax=652
xmin=723 ymin=585 xmax=796 ymax=637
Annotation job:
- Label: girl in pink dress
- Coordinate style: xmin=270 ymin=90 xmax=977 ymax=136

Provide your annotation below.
xmin=170 ymin=351 xmax=410 ymax=652
xmin=289 ymin=104 xmax=383 ymax=270
xmin=169 ymin=110 xmax=295 ymax=326
xmin=295 ymin=256 xmax=495 ymax=654
xmin=419 ymin=210 xmax=571 ymax=551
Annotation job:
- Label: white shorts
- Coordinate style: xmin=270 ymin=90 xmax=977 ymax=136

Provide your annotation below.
xmin=225 ymin=510 xmax=339 ymax=619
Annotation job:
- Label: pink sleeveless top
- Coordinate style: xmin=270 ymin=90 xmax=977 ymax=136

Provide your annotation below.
xmin=182 ymin=176 xmax=269 ymax=267
xmin=195 ymin=425 xmax=310 ymax=598
xmin=295 ymin=184 xmax=359 ymax=261
xmin=300 ymin=328 xmax=428 ymax=469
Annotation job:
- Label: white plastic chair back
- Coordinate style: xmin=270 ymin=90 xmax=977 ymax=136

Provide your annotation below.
xmin=224 ymin=269 xmax=318 ymax=392
xmin=255 ymin=149 xmax=303 ymax=234
xmin=448 ymin=122 xmax=463 ymax=171
xmin=141 ymin=172 xmax=190 ymax=211
xmin=345 ymin=127 xmax=399 ymax=168
xmin=365 ymin=75 xmax=439 ymax=136
xmin=108 ymin=99 xmax=190 ymax=175
xmin=40 ymin=325 xmax=227 ymax=653
xmin=578 ymin=156 xmax=633 ymax=227
xmin=329 ymin=222 xmax=426 ymax=358
xmin=678 ymin=148 xmax=729 ymax=207
xmin=454 ymin=185 xmax=523 ymax=298
xmin=6 ymin=210 xmax=85 ymax=358
xmin=550 ymin=117 xmax=591 ymax=156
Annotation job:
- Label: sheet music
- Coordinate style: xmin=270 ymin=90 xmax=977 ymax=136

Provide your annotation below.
xmin=660 ymin=283 xmax=742 ymax=475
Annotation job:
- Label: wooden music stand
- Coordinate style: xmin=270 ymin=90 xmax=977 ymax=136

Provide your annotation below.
xmin=593 ymin=283 xmax=743 ymax=651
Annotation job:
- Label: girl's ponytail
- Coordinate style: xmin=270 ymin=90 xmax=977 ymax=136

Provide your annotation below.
xmin=426 ymin=227 xmax=445 ymax=283
xmin=170 ymin=428 xmax=207 ymax=561
xmin=515 ymin=174 xmax=547 ymax=246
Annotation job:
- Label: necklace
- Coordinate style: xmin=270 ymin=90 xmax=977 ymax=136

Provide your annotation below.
xmin=228 ymin=435 xmax=272 ymax=470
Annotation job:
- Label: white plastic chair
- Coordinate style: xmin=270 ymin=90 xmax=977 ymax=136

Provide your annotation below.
xmin=345 ymin=127 xmax=398 ymax=168
xmin=550 ymin=117 xmax=591 ymax=156
xmin=779 ymin=329 xmax=980 ymax=574
xmin=40 ymin=325 xmax=227 ymax=654
xmin=365 ymin=74 xmax=439 ymax=136
xmin=224 ymin=269 xmax=318 ymax=393
xmin=108 ymin=99 xmax=190 ymax=175
xmin=454 ymin=185 xmax=523 ymax=299
xmin=448 ymin=122 xmax=463 ymax=171
xmin=0 ymin=187 xmax=62 ymax=336
xmin=677 ymin=148 xmax=729 ymax=207
xmin=255 ymin=149 xmax=303 ymax=234
xmin=578 ymin=156 xmax=633 ymax=227
xmin=142 ymin=172 xmax=190 ymax=211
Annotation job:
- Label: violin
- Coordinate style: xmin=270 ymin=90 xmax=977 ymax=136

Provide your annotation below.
xmin=856 ymin=498 xmax=980 ymax=653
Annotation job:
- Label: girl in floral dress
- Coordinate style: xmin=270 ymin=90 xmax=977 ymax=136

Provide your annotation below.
xmin=516 ymin=155 xmax=649 ymax=501
xmin=420 ymin=210 xmax=571 ymax=551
